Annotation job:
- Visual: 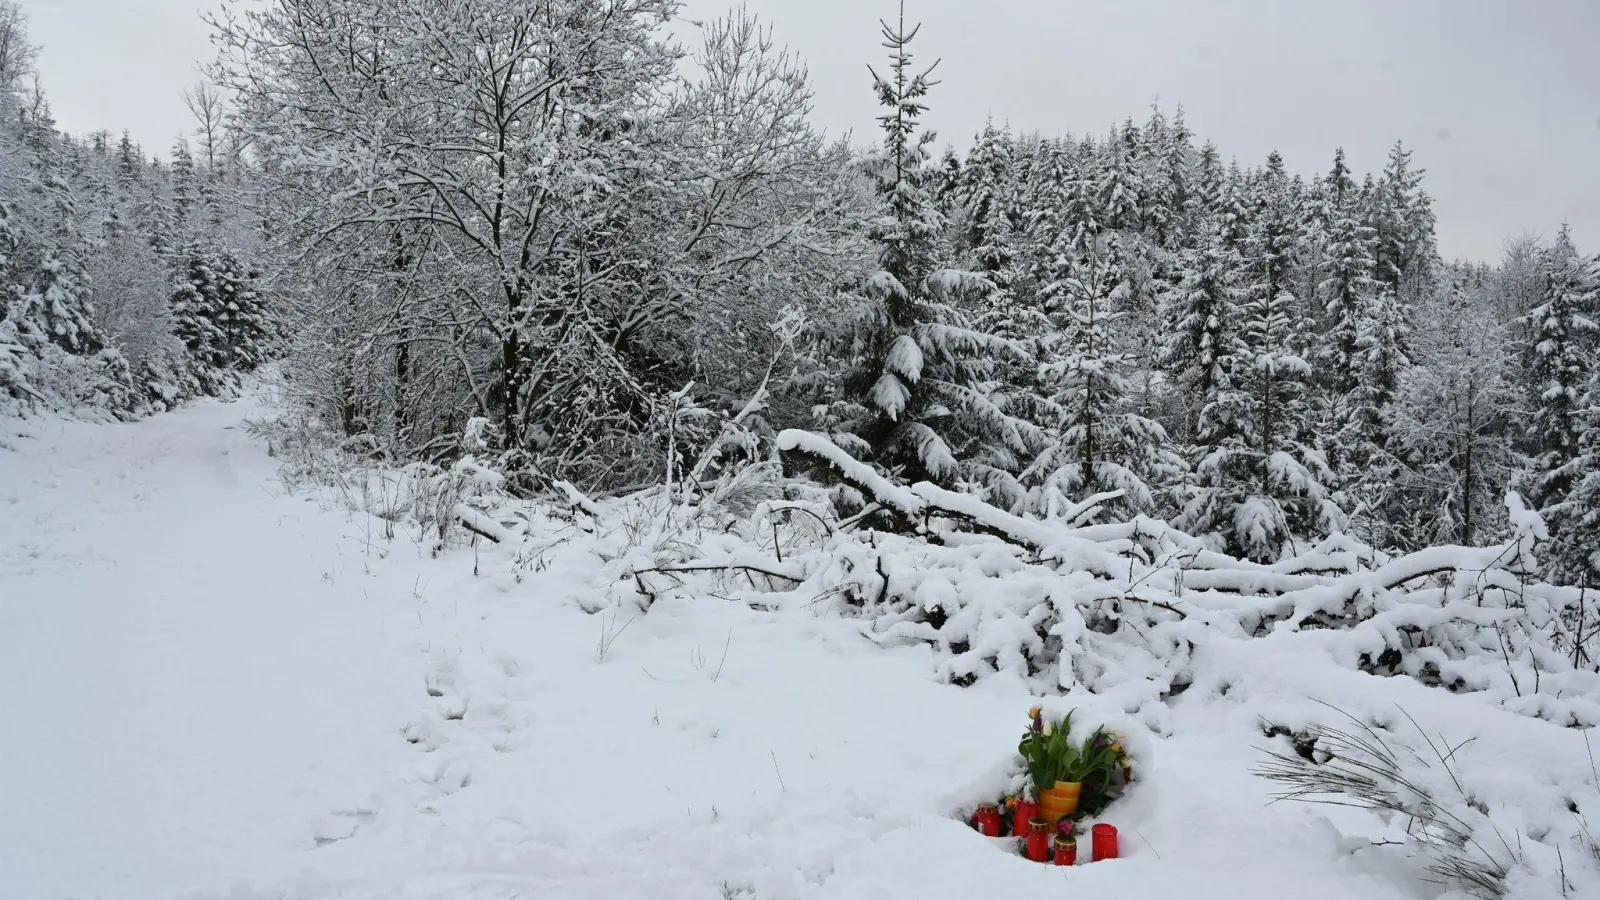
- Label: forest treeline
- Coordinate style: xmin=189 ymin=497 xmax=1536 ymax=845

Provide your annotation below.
xmin=2 ymin=0 xmax=1595 ymax=584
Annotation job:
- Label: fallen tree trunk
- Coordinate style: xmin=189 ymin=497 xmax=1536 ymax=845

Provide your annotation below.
xmin=776 ymin=430 xmax=928 ymax=532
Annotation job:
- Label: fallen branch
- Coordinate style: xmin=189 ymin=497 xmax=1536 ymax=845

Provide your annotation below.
xmin=633 ymin=562 xmax=806 ymax=585
xmin=776 ymin=430 xmax=927 ymax=531
xmin=554 ymin=479 xmax=602 ymax=519
xmin=453 ymin=503 xmax=509 ymax=543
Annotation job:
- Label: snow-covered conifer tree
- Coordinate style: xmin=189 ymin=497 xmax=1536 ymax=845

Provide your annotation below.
xmin=1548 ymin=361 xmax=1600 ymax=586
xmin=19 ymin=164 xmax=99 ymax=354
xmin=1372 ymin=140 xmax=1436 ymax=307
xmin=1315 ymin=148 xmax=1378 ymax=396
xmin=1179 ymin=239 xmax=1339 ymax=562
xmin=1522 ymin=228 xmax=1599 ymax=513
xmin=830 ymin=9 xmax=1036 ymax=500
xmin=1025 ymin=229 xmax=1181 ymax=518
xmin=1160 ymin=222 xmax=1242 ymax=441
xmin=1097 ymin=121 xmax=1144 ymax=235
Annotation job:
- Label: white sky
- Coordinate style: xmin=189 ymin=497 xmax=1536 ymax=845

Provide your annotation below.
xmin=28 ymin=0 xmax=1600 ymax=262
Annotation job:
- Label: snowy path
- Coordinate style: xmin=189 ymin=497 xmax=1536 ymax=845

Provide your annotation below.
xmin=2 ymin=399 xmax=1431 ymax=900
xmin=1 ymin=400 xmax=421 ymax=898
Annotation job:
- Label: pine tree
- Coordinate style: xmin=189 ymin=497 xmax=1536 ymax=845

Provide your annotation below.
xmin=834 ymin=9 xmax=1036 ymax=497
xmin=1316 ymin=149 xmax=1378 ymax=394
xmin=1025 ymin=229 xmax=1180 ymax=517
xmin=1372 ymin=140 xmax=1435 ymax=306
xmin=20 ymin=167 xmax=99 ymax=354
xmin=1548 ymin=361 xmax=1600 ymax=586
xmin=1179 ymin=242 xmax=1339 ymax=562
xmin=1160 ymin=222 xmax=1242 ymax=441
xmin=1097 ymin=122 xmax=1143 ymax=234
xmin=960 ymin=119 xmax=1013 ymax=263
xmin=1522 ymin=228 xmax=1599 ymax=514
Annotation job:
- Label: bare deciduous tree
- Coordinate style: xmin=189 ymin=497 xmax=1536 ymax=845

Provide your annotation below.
xmin=0 ymin=0 xmax=38 ymax=95
xmin=182 ymin=82 xmax=227 ymax=169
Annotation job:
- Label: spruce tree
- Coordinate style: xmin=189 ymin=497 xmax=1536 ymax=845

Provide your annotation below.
xmin=1372 ymin=140 xmax=1435 ymax=307
xmin=1548 ymin=361 xmax=1600 ymax=586
xmin=1060 ymin=141 xmax=1101 ymax=251
xmin=962 ymin=125 xmax=1021 ymax=322
xmin=20 ymin=167 xmax=99 ymax=353
xmin=959 ymin=119 xmax=1013 ymax=265
xmin=0 ymin=197 xmax=29 ymax=400
xmin=169 ymin=139 xmax=198 ymax=232
xmin=1179 ymin=230 xmax=1339 ymax=562
xmin=1191 ymin=141 xmax=1224 ymax=224
xmin=1097 ymin=123 xmax=1143 ymax=234
xmin=833 ymin=9 xmax=1036 ymax=496
xmin=932 ymin=145 xmax=963 ymax=219
xmin=114 ymin=131 xmax=141 ymax=184
xmin=1522 ymin=228 xmax=1599 ymax=514
xmin=1245 ymin=152 xmax=1299 ymax=309
xmin=1026 ymin=228 xmax=1180 ymax=517
xmin=1316 ymin=149 xmax=1378 ymax=395
xmin=1152 ymin=104 xmax=1194 ymax=249
xmin=1160 ymin=222 xmax=1242 ymax=440
xmin=1354 ymin=288 xmax=1410 ymax=433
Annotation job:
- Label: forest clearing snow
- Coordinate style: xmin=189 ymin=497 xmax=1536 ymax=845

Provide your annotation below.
xmin=1 ymin=398 xmax=1590 ymax=900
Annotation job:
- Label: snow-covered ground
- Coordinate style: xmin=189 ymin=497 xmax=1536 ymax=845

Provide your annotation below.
xmin=2 ymin=397 xmax=1594 ymax=900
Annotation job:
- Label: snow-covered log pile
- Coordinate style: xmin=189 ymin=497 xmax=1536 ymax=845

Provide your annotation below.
xmin=585 ymin=430 xmax=1598 ymax=729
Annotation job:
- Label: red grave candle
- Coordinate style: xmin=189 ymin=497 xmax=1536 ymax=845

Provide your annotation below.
xmin=976 ymin=803 xmax=1001 ymax=837
xmin=1053 ymin=837 xmax=1077 ymax=866
xmin=1091 ymin=823 xmax=1119 ymax=861
xmin=1013 ymin=797 xmax=1039 ymax=836
xmin=1026 ymin=818 xmax=1050 ymax=862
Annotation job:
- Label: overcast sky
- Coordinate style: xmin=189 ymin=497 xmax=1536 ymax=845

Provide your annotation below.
xmin=28 ymin=0 xmax=1600 ymax=262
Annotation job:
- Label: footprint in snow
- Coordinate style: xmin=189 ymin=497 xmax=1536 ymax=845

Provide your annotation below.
xmin=310 ymin=808 xmax=374 ymax=846
xmin=415 ymin=756 xmax=474 ymax=794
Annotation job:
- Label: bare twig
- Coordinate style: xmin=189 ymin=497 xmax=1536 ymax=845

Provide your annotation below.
xmin=596 ymin=609 xmax=640 ymax=663
xmin=770 ymin=750 xmax=786 ymax=792
xmin=713 ymin=627 xmax=732 ymax=682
